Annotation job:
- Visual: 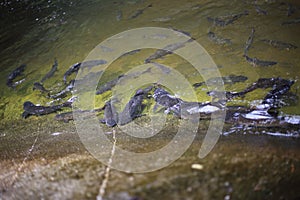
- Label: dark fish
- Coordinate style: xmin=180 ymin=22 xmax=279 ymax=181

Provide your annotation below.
xmin=96 ymin=75 xmax=124 ymax=95
xmin=207 ymin=10 xmax=249 ymax=26
xmin=116 ymin=10 xmax=123 ymax=21
xmin=153 ymin=88 xmax=181 ymax=108
xmin=63 ymin=60 xmax=106 ymax=84
xmin=55 ymin=107 xmax=104 ymax=123
xmin=261 ymin=39 xmax=297 ymax=50
xmin=153 ymin=87 xmax=183 ymax=117
xmin=103 ymin=100 xmax=118 ymax=127
xmin=144 ymin=49 xmax=170 ymax=64
xmin=207 ymin=31 xmax=231 ymax=45
xmin=170 ymin=28 xmax=191 ymax=37
xmin=207 ymin=90 xmax=238 ymax=100
xmin=208 ymin=77 xmax=294 ymax=108
xmin=118 ymin=86 xmax=152 ymax=125
xmin=282 ymin=18 xmax=300 ymax=25
xmin=225 ymin=75 xmax=248 ymax=84
xmin=227 ymin=10 xmax=249 ymax=20
xmin=63 ymin=62 xmax=81 ymax=84
xmin=244 ymin=55 xmax=277 ymax=67
xmin=152 ymin=62 xmax=171 ymax=74
xmin=50 ymin=80 xmax=75 ymax=99
xmin=54 ymin=111 xmax=74 ymax=122
xmin=193 ymin=75 xmax=248 ymax=88
xmin=262 ymin=79 xmax=294 ymax=106
xmin=224 ymin=107 xmax=300 ymax=129
xmin=33 ymin=82 xmax=49 ymax=93
xmin=120 ymin=49 xmax=141 ymax=58
xmin=153 ymin=87 xmax=222 ymax=119
xmin=144 ymin=39 xmax=193 ymax=63
xmin=287 ymin=3 xmax=296 ymax=17
xmin=254 ymin=5 xmax=267 ymax=15
xmin=80 ymin=59 xmax=107 ymax=71
xmin=233 ymin=78 xmax=294 ymax=108
xmin=244 ymin=28 xmax=255 ymax=55
xmin=22 ymin=101 xmax=71 ymax=119
xmin=128 ymin=4 xmax=152 ymax=19
xmin=6 ymin=64 xmax=26 ymax=88
xmin=207 ymin=17 xmax=231 ymax=26
xmin=41 ymin=59 xmax=58 ymax=83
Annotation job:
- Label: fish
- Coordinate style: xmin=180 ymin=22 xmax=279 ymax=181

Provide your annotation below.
xmin=207 ymin=10 xmax=249 ymax=26
xmin=96 ymin=68 xmax=151 ymax=95
xmin=128 ymin=4 xmax=152 ymax=19
xmin=63 ymin=62 xmax=81 ymax=84
xmin=262 ymin=79 xmax=294 ymax=106
xmin=206 ymin=90 xmax=239 ymax=100
xmin=207 ymin=17 xmax=232 ymax=26
xmin=193 ymin=75 xmax=248 ymax=88
xmin=225 ymin=75 xmax=248 ymax=84
xmin=287 ymin=3 xmax=297 ymax=17
xmin=103 ymin=100 xmax=118 ymax=127
xmin=207 ymin=31 xmax=231 ymax=45
xmin=54 ymin=111 xmax=75 ymax=122
xmin=41 ymin=59 xmax=58 ymax=83
xmin=244 ymin=55 xmax=277 ymax=67
xmin=254 ymin=5 xmax=267 ymax=15
xmin=144 ymin=49 xmax=170 ymax=64
xmin=63 ymin=60 xmax=106 ymax=84
xmin=6 ymin=64 xmax=26 ymax=88
xmin=55 ymin=107 xmax=104 ymax=123
xmin=96 ymin=75 xmax=124 ymax=95
xmin=80 ymin=59 xmax=107 ymax=71
xmin=152 ymin=17 xmax=172 ymax=22
xmin=232 ymin=78 xmax=294 ymax=107
xmin=151 ymin=62 xmax=171 ymax=74
xmin=120 ymin=49 xmax=141 ymax=58
xmin=50 ymin=80 xmax=75 ymax=99
xmin=153 ymin=88 xmax=182 ymax=108
xmin=118 ymin=86 xmax=152 ymax=125
xmin=153 ymin=87 xmax=183 ymax=117
xmin=153 ymin=87 xmax=222 ymax=119
xmin=207 ymin=77 xmax=294 ymax=109
xmin=244 ymin=28 xmax=255 ymax=55
xmin=144 ymin=39 xmax=193 ymax=63
xmin=282 ymin=18 xmax=300 ymax=25
xmin=116 ymin=10 xmax=123 ymax=21
xmin=33 ymin=82 xmax=49 ymax=93
xmin=22 ymin=101 xmax=71 ymax=119
xmin=261 ymin=39 xmax=297 ymax=50
xmin=170 ymin=28 xmax=192 ymax=37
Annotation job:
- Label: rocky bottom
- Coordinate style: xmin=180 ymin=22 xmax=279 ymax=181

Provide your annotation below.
xmin=0 ymin=118 xmax=299 ymax=200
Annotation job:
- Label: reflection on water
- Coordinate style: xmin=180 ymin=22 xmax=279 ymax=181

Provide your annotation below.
xmin=0 ymin=0 xmax=300 ymax=199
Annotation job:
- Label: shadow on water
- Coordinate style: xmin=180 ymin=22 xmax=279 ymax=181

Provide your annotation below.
xmin=0 ymin=0 xmax=300 ymax=199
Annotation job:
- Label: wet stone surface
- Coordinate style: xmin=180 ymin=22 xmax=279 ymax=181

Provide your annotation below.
xmin=0 ymin=117 xmax=299 ymax=200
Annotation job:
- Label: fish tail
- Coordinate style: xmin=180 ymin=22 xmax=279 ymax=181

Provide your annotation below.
xmin=62 ymin=101 xmax=72 ymax=108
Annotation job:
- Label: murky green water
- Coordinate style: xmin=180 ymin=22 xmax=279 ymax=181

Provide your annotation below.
xmin=1 ymin=0 xmax=300 ymax=199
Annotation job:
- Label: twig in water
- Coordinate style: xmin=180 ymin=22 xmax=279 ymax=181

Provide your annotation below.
xmin=11 ymin=125 xmax=41 ymax=185
xmin=97 ymin=128 xmax=117 ymax=200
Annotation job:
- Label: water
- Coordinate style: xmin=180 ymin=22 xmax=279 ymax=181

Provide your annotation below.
xmin=0 ymin=0 xmax=300 ymax=199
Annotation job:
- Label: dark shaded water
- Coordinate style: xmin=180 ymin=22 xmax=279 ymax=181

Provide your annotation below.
xmin=0 ymin=0 xmax=300 ymax=199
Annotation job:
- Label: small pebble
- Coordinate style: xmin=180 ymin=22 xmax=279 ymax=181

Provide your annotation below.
xmin=191 ymin=163 xmax=204 ymax=170
xmin=51 ymin=132 xmax=62 ymax=136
